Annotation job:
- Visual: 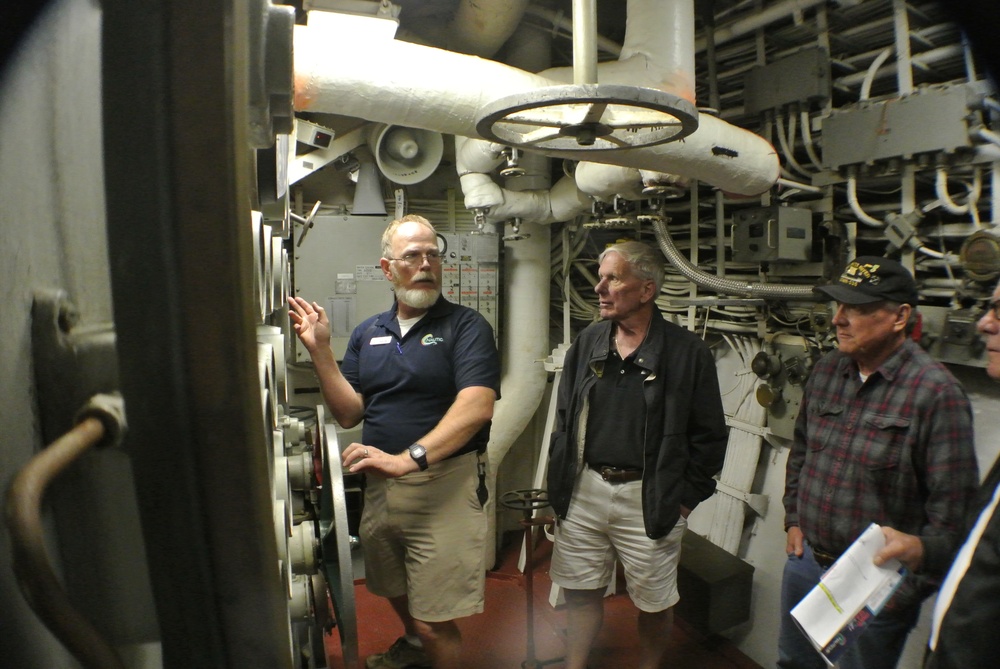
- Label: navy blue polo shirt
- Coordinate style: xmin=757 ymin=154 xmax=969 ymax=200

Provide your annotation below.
xmin=340 ymin=296 xmax=500 ymax=457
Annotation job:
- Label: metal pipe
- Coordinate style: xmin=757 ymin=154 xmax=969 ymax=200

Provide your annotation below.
xmin=695 ymin=0 xmax=829 ymax=51
xmin=892 ymin=0 xmax=914 ymax=96
xmin=5 ymin=416 xmax=126 ymax=669
xmin=835 ymin=44 xmax=963 ymax=90
xmin=572 ymin=0 xmax=598 ymax=85
xmin=523 ymin=5 xmax=623 ymax=57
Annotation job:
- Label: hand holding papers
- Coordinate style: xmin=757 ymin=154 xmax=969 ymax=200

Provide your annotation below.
xmin=791 ymin=523 xmax=907 ymax=667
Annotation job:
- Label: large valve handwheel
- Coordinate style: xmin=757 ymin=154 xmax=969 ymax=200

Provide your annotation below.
xmin=476 ymin=84 xmax=698 ymax=152
xmin=500 ymin=488 xmax=552 ymax=513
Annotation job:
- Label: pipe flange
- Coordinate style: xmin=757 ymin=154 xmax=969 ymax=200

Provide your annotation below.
xmin=476 ymin=84 xmax=699 ymax=152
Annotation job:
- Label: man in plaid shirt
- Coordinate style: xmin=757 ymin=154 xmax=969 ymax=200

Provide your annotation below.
xmin=778 ymin=256 xmax=979 ymax=669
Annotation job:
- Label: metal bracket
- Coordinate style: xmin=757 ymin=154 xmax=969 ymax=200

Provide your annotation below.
xmin=31 ymin=289 xmax=119 ymax=444
xmin=715 ymin=480 xmax=770 ymax=518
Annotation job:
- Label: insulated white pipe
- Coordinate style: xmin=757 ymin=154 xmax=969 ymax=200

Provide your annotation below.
xmin=620 ymin=0 xmax=695 ymax=101
xmin=454 ymin=135 xmax=593 ymax=221
xmin=563 ymin=114 xmax=778 ymax=196
xmin=549 ymin=174 xmax=598 ymax=221
xmin=294 ymin=0 xmax=779 ymax=196
xmin=574 ymin=163 xmax=646 ymax=201
xmin=847 ymin=175 xmax=885 ymax=228
xmin=457 ymin=172 xmax=592 ymax=223
xmin=484 ymin=222 xmax=552 ymax=565
xmin=455 ymin=136 xmax=505 ymax=175
xmin=935 ymin=167 xmax=982 ymax=216
xmin=541 ymin=0 xmax=696 ymax=101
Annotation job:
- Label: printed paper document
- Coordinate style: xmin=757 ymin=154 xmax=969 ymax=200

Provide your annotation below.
xmin=791 ymin=523 xmax=906 ymax=666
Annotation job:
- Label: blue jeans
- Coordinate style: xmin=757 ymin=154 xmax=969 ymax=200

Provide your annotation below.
xmin=778 ymin=544 xmax=920 ymax=669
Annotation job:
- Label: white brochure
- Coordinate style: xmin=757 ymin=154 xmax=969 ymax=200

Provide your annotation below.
xmin=791 ymin=523 xmax=907 ymax=667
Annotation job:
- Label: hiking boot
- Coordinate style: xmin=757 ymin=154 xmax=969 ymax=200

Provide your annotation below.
xmin=365 ymin=637 xmax=432 ymax=669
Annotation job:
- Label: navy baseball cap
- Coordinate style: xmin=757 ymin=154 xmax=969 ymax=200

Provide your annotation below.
xmin=814 ymin=256 xmax=919 ymax=306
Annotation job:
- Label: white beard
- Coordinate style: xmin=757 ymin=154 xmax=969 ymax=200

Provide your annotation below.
xmin=395 ymin=284 xmax=440 ymax=309
xmin=391 ymin=266 xmax=440 ymax=309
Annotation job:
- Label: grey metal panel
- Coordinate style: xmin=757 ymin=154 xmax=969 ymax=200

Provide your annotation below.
xmin=293 ymin=215 xmax=394 ymax=361
xmin=743 ymin=46 xmax=831 ymax=115
xmin=822 ymin=85 xmax=973 ymax=169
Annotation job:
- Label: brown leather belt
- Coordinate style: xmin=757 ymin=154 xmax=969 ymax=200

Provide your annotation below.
xmin=810 ymin=544 xmax=841 ymax=569
xmin=589 ymin=464 xmax=642 ymax=484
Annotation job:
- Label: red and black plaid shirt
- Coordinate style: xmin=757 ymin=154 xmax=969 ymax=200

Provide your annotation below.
xmin=784 ymin=339 xmax=979 ymax=605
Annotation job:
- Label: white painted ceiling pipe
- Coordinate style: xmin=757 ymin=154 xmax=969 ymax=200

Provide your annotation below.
xmin=294 ymin=0 xmax=779 ymax=196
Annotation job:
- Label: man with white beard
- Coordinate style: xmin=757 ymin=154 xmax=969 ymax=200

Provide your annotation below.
xmin=288 ymin=214 xmax=500 ymax=669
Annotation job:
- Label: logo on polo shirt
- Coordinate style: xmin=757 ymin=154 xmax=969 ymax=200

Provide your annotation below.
xmin=421 ymin=333 xmax=444 ymax=346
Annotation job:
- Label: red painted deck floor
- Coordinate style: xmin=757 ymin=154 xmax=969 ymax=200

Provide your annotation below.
xmin=324 ymin=533 xmax=763 ymax=669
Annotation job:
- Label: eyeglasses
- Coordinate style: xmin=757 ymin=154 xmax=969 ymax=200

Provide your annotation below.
xmin=388 ymin=251 xmax=443 ymax=266
xmin=986 ymin=298 xmax=1000 ymax=320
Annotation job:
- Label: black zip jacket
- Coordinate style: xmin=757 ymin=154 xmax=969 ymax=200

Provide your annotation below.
xmin=923 ymin=456 xmax=1000 ymax=669
xmin=546 ymin=310 xmax=729 ymax=539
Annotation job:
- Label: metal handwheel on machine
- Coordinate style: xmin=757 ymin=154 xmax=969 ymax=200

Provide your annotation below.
xmin=317 ymin=405 xmax=360 ymax=669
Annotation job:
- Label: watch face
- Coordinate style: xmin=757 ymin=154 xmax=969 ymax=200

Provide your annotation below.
xmin=409 ymin=444 xmax=428 ymax=469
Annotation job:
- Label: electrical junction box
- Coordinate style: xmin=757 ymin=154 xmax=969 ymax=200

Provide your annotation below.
xmin=821 ymin=84 xmax=974 ymax=170
xmin=744 ymin=46 xmax=831 ymax=115
xmin=732 ymin=206 xmax=812 ymax=263
xmin=293 ymin=215 xmax=500 ymax=361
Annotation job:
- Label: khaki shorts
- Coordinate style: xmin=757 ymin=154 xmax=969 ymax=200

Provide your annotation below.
xmin=549 ymin=466 xmax=686 ymax=612
xmin=360 ymin=451 xmax=487 ymax=622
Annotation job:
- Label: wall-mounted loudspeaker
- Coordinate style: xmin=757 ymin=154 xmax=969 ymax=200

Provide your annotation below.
xmin=369 ymin=123 xmax=443 ymax=185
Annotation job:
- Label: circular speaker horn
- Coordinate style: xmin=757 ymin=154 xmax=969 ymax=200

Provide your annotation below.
xmin=370 ymin=124 xmax=444 ymax=185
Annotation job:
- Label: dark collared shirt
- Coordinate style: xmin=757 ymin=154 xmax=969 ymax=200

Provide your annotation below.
xmin=783 ymin=339 xmax=978 ymax=605
xmin=584 ymin=344 xmax=647 ymax=470
xmin=341 ymin=296 xmax=500 ymax=456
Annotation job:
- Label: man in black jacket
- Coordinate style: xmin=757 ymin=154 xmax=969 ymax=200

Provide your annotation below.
xmin=875 ymin=278 xmax=1000 ymax=669
xmin=546 ymin=240 xmax=728 ymax=669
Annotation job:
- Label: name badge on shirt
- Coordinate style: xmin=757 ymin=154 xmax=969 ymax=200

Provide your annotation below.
xmin=369 ymin=336 xmax=392 ymax=345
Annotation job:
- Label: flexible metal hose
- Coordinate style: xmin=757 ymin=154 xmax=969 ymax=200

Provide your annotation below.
xmin=651 ymin=216 xmax=818 ymax=299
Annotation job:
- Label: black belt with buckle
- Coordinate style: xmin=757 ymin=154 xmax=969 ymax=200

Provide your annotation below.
xmin=589 ymin=464 xmax=642 ymax=484
xmin=810 ymin=544 xmax=841 ymax=569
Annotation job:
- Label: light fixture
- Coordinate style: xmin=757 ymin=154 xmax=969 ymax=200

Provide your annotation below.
xmin=304 ymin=0 xmax=401 ymax=39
